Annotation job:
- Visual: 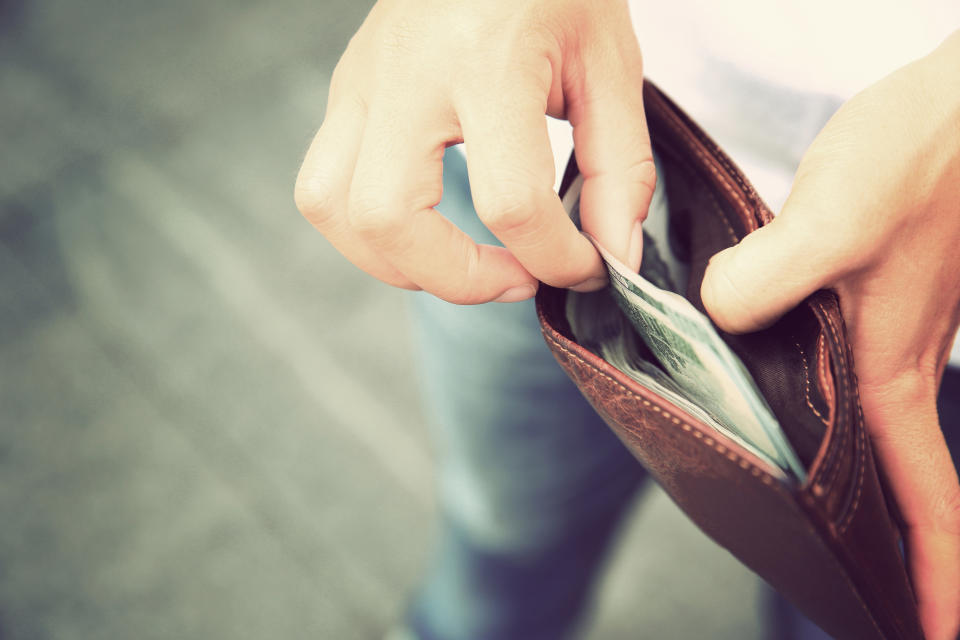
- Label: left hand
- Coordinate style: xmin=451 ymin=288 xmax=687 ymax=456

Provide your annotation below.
xmin=701 ymin=31 xmax=960 ymax=640
xmin=294 ymin=0 xmax=654 ymax=304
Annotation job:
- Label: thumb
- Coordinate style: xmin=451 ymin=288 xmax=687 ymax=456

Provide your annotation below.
xmin=565 ymin=23 xmax=654 ymax=273
xmin=701 ymin=85 xmax=879 ymax=334
xmin=700 ymin=163 xmax=862 ymax=334
xmin=700 ymin=214 xmax=835 ymax=334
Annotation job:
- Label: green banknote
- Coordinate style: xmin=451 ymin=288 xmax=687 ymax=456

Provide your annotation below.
xmin=585 ymin=235 xmax=805 ymax=481
xmin=562 ymin=160 xmax=804 ymax=480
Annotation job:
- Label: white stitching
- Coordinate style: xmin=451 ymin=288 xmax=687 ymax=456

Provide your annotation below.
xmin=654 ymin=97 xmax=757 ymax=231
xmin=797 ymin=341 xmax=830 ymax=427
xmin=544 ymin=332 xmax=781 ymax=487
xmin=542 ymin=317 xmax=885 ymax=637
xmin=814 ymin=299 xmax=865 ymax=534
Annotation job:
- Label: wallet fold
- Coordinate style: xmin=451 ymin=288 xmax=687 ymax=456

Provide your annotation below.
xmin=536 ymin=82 xmax=923 ymax=640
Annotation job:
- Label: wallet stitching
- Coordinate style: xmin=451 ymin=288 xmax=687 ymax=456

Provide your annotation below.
xmin=796 ymin=341 xmax=830 ymax=427
xmin=839 ymin=406 xmax=867 ymax=534
xmin=812 ymin=302 xmax=849 ymax=490
xmin=816 ymin=300 xmax=866 ymax=534
xmin=670 ymin=157 xmax=739 ymax=244
xmin=815 ymin=299 xmax=870 ymax=615
xmin=808 ymin=357 xmax=844 ymax=487
xmin=839 ymin=399 xmax=866 ymax=534
xmin=666 ymin=126 xmax=860 ymax=523
xmin=544 ymin=325 xmax=886 ymax=637
xmin=811 ymin=336 xmax=851 ymax=500
xmin=822 ymin=305 xmax=855 ymax=500
xmin=665 ymin=145 xmax=849 ymax=518
xmin=823 ymin=385 xmax=852 ymax=494
xmin=817 ymin=335 xmax=836 ymax=414
xmin=650 ymin=90 xmax=772 ymax=228
xmin=545 ymin=332 xmax=782 ymax=489
xmin=670 ymin=141 xmax=834 ymax=467
xmin=655 ymin=102 xmax=758 ymax=233
xmin=698 ymin=173 xmax=739 ymax=245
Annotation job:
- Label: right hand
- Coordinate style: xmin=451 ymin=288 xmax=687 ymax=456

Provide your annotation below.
xmin=702 ymin=31 xmax=960 ymax=639
xmin=295 ymin=0 xmax=655 ymax=304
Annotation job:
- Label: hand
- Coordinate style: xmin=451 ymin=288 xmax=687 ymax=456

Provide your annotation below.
xmin=295 ymin=0 xmax=654 ymax=303
xmin=702 ymin=32 xmax=960 ymax=640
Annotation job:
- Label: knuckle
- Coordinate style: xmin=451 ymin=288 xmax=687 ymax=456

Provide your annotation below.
xmin=474 ymin=183 xmax=542 ymax=237
xmin=448 ymin=257 xmax=485 ymax=305
xmin=626 ymin=157 xmax=657 ymax=197
xmin=329 ymin=58 xmax=353 ymax=97
xmin=347 ymin=188 xmax=404 ymax=243
xmin=293 ymin=172 xmax=338 ymax=229
xmin=428 ymin=242 xmax=483 ymax=305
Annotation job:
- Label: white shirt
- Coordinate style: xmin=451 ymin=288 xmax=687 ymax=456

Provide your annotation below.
xmin=539 ymin=1 xmax=960 ymax=362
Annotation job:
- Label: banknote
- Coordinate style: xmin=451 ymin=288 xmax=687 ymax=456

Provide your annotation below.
xmin=566 ymin=288 xmax=737 ymax=435
xmin=587 ymin=236 xmax=805 ymax=480
xmin=562 ymin=158 xmax=805 ymax=480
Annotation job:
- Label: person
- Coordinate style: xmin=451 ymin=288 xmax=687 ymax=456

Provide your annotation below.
xmin=294 ymin=1 xmax=960 ymax=638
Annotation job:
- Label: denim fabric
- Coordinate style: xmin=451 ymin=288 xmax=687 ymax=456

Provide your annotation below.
xmin=405 ymin=146 xmax=960 ymax=640
xmin=405 ymin=148 xmax=647 ymax=640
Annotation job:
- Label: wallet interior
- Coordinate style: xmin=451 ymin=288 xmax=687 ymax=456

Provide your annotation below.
xmin=561 ymin=135 xmax=833 ymax=473
xmin=659 ymin=138 xmax=830 ymax=469
xmin=542 ymin=84 xmax=924 ymax=639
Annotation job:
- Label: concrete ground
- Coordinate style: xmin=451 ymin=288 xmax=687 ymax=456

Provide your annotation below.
xmin=0 ymin=1 xmax=764 ymax=638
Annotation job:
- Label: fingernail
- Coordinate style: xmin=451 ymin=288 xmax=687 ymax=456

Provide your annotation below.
xmin=627 ymin=219 xmax=644 ymax=273
xmin=494 ymin=284 xmax=537 ymax=303
xmin=570 ymin=276 xmax=607 ymax=292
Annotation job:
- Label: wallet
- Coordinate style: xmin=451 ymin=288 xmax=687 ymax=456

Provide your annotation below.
xmin=535 ymin=82 xmax=924 ymax=640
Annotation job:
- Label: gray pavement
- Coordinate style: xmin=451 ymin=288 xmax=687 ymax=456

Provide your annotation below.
xmin=0 ymin=1 xmax=763 ymax=638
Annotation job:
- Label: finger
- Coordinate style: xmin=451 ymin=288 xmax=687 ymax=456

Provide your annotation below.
xmin=348 ymin=101 xmax=537 ymax=304
xmin=295 ymin=99 xmax=418 ymax=289
xmin=700 ymin=101 xmax=888 ymax=334
xmin=565 ymin=25 xmax=655 ymax=273
xmin=458 ymin=87 xmax=606 ymax=291
xmin=861 ymin=377 xmax=960 ymax=640
xmin=700 ymin=194 xmax=859 ymax=334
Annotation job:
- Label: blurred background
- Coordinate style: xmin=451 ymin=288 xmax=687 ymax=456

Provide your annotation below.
xmin=0 ymin=0 xmax=765 ymax=637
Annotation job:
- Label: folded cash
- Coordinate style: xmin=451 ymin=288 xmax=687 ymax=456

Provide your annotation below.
xmin=563 ymin=160 xmax=805 ymax=481
xmin=567 ymin=288 xmax=736 ymax=435
xmin=585 ymin=236 xmax=805 ymax=480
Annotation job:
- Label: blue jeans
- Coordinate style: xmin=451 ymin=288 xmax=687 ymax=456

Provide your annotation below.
xmin=405 ymin=148 xmax=960 ymax=640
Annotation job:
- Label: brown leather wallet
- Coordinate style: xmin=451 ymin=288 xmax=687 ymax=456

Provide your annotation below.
xmin=536 ymin=82 xmax=924 ymax=640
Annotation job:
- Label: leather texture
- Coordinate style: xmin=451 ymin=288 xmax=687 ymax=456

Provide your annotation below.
xmin=536 ymin=82 xmax=924 ymax=640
